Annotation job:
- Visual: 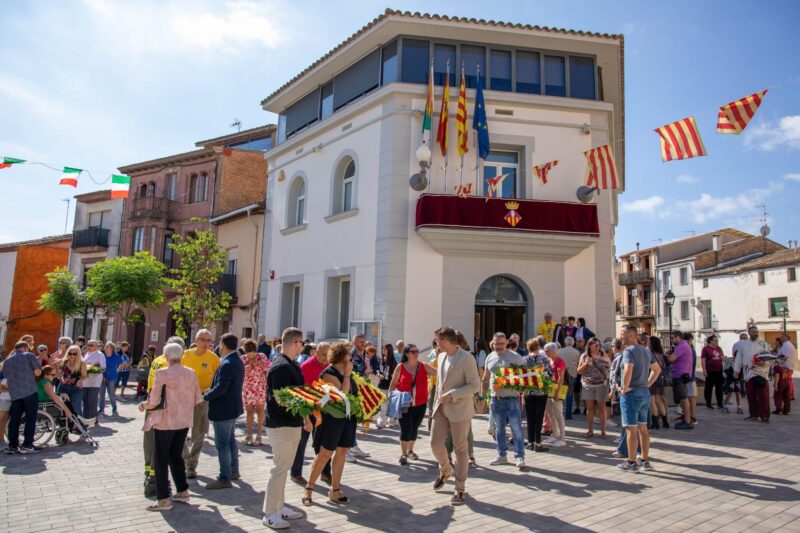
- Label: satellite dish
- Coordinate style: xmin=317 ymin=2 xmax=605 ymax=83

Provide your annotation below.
xmin=410 ymin=173 xmax=428 ymax=192
xmin=576 ymin=186 xmax=598 ymax=203
xmin=760 ymin=224 xmax=771 ymax=237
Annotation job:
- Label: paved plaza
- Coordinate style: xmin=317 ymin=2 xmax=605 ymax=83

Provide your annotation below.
xmin=2 ymin=385 xmax=799 ymax=533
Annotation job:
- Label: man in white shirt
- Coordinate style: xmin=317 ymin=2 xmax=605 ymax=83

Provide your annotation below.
xmin=733 ymin=326 xmax=772 ymax=421
xmin=560 ymin=337 xmax=581 ymax=420
xmin=774 ymin=335 xmax=796 ymax=415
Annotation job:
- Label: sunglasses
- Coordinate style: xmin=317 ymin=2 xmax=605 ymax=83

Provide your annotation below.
xmin=38 ymin=348 xmax=47 ymax=352
xmin=68 ymin=352 xmax=79 ymax=356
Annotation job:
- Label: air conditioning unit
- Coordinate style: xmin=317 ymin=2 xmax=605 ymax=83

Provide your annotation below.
xmin=631 ymin=289 xmax=639 ymax=297
xmin=629 ymin=254 xmax=640 ymax=264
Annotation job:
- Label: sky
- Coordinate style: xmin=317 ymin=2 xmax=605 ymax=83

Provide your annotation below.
xmin=1 ymin=0 xmax=799 ymax=254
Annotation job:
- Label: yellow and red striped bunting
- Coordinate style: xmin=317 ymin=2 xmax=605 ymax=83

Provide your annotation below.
xmin=533 ymin=160 xmax=559 ymax=185
xmin=654 ymin=116 xmax=707 ymax=162
xmin=717 ymin=90 xmax=767 ymax=134
xmin=584 ymin=145 xmax=620 ymax=189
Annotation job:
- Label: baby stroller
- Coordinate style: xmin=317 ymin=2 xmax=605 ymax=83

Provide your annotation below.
xmin=33 ymin=401 xmax=99 ymax=449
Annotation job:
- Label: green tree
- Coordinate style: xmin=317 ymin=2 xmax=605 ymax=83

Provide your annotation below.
xmin=86 ymin=252 xmax=167 ymax=324
xmin=39 ymin=267 xmax=86 ymax=332
xmin=166 ymin=220 xmax=232 ymax=337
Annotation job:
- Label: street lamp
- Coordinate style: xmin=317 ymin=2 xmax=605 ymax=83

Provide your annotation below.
xmin=779 ymin=306 xmax=790 ymax=335
xmin=665 ymin=289 xmax=676 ymax=347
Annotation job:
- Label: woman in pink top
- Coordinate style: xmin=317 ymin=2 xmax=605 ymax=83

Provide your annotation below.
xmin=240 ymin=338 xmax=270 ymax=446
xmin=139 ymin=342 xmax=204 ymax=512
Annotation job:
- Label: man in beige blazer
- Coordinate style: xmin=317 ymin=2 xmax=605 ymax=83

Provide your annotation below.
xmin=430 ymin=326 xmax=481 ymax=505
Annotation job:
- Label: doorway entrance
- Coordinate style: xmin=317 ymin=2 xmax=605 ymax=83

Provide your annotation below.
xmin=474 ymin=275 xmax=529 ymax=344
xmin=127 ymin=310 xmax=146 ymax=365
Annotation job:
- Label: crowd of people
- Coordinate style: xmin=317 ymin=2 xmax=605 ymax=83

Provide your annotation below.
xmin=0 ymin=316 xmax=795 ymax=530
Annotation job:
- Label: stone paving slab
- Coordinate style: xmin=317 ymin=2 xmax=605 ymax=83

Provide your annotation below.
xmin=2 ymin=383 xmax=799 ymax=532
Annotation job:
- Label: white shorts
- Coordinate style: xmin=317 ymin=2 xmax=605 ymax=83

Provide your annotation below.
xmin=0 ymin=398 xmax=11 ymax=412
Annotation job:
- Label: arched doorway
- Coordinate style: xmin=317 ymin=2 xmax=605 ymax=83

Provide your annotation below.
xmin=474 ymin=275 xmax=530 ymax=344
xmin=127 ymin=310 xmax=146 ymax=364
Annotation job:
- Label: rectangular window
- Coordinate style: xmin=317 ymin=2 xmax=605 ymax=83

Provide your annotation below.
xmin=163 ymin=232 xmax=174 ymax=268
xmin=189 ymin=174 xmax=207 ymax=203
xmin=544 ymin=55 xmax=566 ymax=96
xmin=434 ymin=44 xmax=456 ymax=86
xmin=680 ymin=266 xmax=689 ymax=285
xmin=758 ymin=271 xmax=766 ymax=285
xmin=320 ymin=82 xmax=334 ymax=119
xmin=569 ymin=55 xmax=596 ymax=99
xmin=680 ymin=300 xmax=690 ymax=321
xmin=662 ymin=271 xmax=672 ymax=290
xmin=285 ymin=89 xmax=320 ymax=138
xmin=769 ymin=297 xmax=788 ymax=317
xmin=400 ymin=39 xmax=430 ymax=84
xmin=627 ymin=288 xmax=637 ymax=316
xmin=381 ymin=40 xmax=398 ymax=85
xmin=703 ymin=302 xmax=713 ymax=329
xmin=515 ymin=51 xmax=541 ymax=94
xmin=643 ymin=287 xmax=652 ymax=315
xmin=226 ymin=258 xmax=237 ymax=276
xmin=88 ymin=211 xmax=104 ymax=228
xmin=242 ymin=327 xmax=253 ymax=339
xmin=461 ymin=45 xmax=486 ymax=89
xmin=482 ymin=151 xmax=519 ymax=199
xmin=333 ymin=49 xmax=380 ymax=111
xmin=338 ymin=279 xmax=351 ymax=336
xmin=788 ymin=267 xmax=797 ymax=282
xmin=702 ymin=278 xmax=709 ymax=288
xmin=489 ymin=49 xmax=512 ymax=91
xmin=132 ymin=227 xmax=145 ymax=252
xmin=166 ymin=173 xmax=177 ymax=201
xmin=343 ymin=178 xmax=353 ymax=212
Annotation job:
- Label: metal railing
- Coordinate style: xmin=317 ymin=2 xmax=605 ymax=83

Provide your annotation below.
xmin=623 ymin=304 xmax=654 ymax=318
xmin=129 ymin=196 xmax=171 ymax=219
xmin=618 ymin=269 xmax=653 ymax=285
xmin=71 ymin=227 xmax=110 ymax=249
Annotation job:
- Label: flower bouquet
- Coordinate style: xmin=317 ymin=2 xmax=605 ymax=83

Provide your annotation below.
xmin=493 ymin=364 xmax=551 ymax=394
xmin=85 ymin=365 xmax=104 ymax=376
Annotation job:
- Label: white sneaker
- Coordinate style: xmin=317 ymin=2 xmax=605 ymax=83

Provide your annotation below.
xmin=345 ymin=451 xmax=358 ymax=463
xmin=489 ymin=456 xmax=508 ymax=466
xmin=263 ymin=513 xmax=290 ymax=529
xmin=542 ymin=436 xmax=557 ymax=443
xmin=351 ymin=445 xmax=370 ymax=458
xmin=78 ymin=416 xmax=97 ymax=428
xmin=515 ymin=458 xmax=526 ymax=470
xmin=550 ymin=439 xmax=566 ymax=448
xmin=281 ymin=506 xmax=303 ymax=520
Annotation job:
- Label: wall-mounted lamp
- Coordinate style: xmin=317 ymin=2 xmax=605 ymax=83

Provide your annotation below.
xmin=582 ymin=124 xmax=592 ymax=135
xmin=409 ymin=142 xmax=432 ymax=191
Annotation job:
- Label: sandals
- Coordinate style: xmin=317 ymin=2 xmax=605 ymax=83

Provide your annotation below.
xmin=583 ymin=431 xmax=594 ymax=438
xmin=245 ymin=436 xmax=254 ymax=446
xmin=399 ymin=454 xmax=408 ymax=465
xmin=255 ymin=436 xmax=263 ymax=446
xmin=302 ymin=485 xmax=314 ymax=507
xmin=329 ymin=487 xmax=349 ymax=504
xmin=408 ymin=451 xmax=419 ymax=460
xmin=468 ymin=457 xmax=478 ymax=469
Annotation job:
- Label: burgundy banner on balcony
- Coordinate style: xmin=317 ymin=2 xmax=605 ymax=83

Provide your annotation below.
xmin=415 ymin=194 xmax=599 ymax=235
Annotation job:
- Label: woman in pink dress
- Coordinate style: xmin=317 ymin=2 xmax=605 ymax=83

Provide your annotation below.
xmin=241 ymin=338 xmax=270 ymax=445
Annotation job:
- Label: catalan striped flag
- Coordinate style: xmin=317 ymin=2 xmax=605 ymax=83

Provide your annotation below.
xmin=484 ymin=173 xmax=509 ymax=201
xmin=654 ymin=116 xmax=707 ymax=162
xmin=456 ymin=67 xmax=468 ymax=158
xmin=716 ymin=90 xmax=767 ymax=134
xmin=533 ymin=160 xmax=559 ymax=185
xmin=584 ymin=145 xmax=619 ymax=190
xmin=454 ymin=182 xmax=472 ymax=199
xmin=436 ymin=62 xmax=450 ymax=157
xmin=422 ymin=61 xmax=434 ymax=144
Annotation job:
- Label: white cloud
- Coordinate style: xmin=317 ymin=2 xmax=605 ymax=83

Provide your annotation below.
xmin=82 ymin=0 xmax=285 ymax=56
xmin=784 ymin=173 xmax=800 ymax=182
xmin=685 ymin=181 xmax=784 ymax=224
xmin=676 ymin=174 xmax=697 ymax=184
xmin=621 ymin=196 xmax=664 ymax=216
xmin=744 ymin=115 xmax=800 ymax=151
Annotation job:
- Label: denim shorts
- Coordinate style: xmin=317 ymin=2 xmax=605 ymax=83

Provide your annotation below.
xmin=620 ymin=388 xmax=650 ymax=427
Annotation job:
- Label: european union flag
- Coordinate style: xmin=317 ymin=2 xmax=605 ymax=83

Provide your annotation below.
xmin=472 ymin=72 xmax=490 ymax=160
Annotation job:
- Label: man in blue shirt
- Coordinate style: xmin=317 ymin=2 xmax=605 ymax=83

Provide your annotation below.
xmin=3 ymin=341 xmax=42 ymax=454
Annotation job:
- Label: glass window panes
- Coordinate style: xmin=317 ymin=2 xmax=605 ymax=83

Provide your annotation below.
xmin=401 ymin=39 xmax=430 ymax=84
xmin=291 ymin=284 xmax=301 ymax=326
xmin=516 ymin=51 xmax=541 ymax=94
xmin=285 ymin=89 xmax=320 ymax=138
xmin=490 ymin=50 xmax=512 ymax=91
xmin=461 ymin=45 xmax=486 ymax=89
xmin=680 ymin=267 xmax=689 ymax=285
xmin=167 ymin=174 xmax=177 ymax=200
xmin=680 ymin=300 xmax=690 ymax=320
xmin=333 ymin=49 xmax=380 ymax=111
xmin=769 ymin=297 xmax=788 ymax=317
xmin=338 ymin=279 xmax=350 ymax=334
xmin=483 ymin=151 xmax=518 ymax=199
xmin=342 ymin=160 xmax=355 ymax=212
xmin=133 ymin=227 xmax=144 ymax=252
xmin=569 ymin=55 xmax=596 ymax=99
xmin=475 ymin=275 xmax=525 ymax=304
xmin=320 ymin=82 xmax=334 ymax=119
xmin=163 ymin=233 xmax=174 ymax=267
xmin=88 ymin=211 xmax=102 ymax=228
xmin=663 ymin=271 xmax=671 ymax=289
xmin=434 ymin=44 xmax=456 ymax=86
xmin=544 ymin=55 xmax=566 ymax=96
xmin=381 ymin=40 xmax=398 ymax=85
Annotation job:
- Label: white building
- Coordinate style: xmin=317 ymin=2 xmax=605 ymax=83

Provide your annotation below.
xmin=693 ymin=244 xmax=799 ymax=353
xmin=258 ymin=9 xmax=624 ymax=346
xmin=66 ymin=190 xmax=124 ymax=341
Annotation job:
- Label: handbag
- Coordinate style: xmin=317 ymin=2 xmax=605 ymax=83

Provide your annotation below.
xmin=147 ymin=384 xmax=167 ymax=411
xmin=473 ymin=394 xmax=487 ymax=414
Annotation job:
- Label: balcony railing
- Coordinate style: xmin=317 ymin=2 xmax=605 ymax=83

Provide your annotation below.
xmin=623 ymin=304 xmax=654 ymax=318
xmin=214 ymin=273 xmax=237 ymax=299
xmin=71 ymin=227 xmax=110 ymax=250
xmin=618 ymin=270 xmax=653 ymax=285
xmin=129 ymin=196 xmax=172 ymax=220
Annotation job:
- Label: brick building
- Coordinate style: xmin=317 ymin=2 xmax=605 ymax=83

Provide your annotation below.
xmin=0 ymin=234 xmax=71 ymax=353
xmin=113 ymin=125 xmax=274 ymax=358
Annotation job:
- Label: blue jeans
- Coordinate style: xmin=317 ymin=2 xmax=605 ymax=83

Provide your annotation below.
xmin=491 ymin=397 xmax=525 ymax=458
xmin=57 ymin=383 xmax=82 ymax=415
xmin=620 ymin=388 xmax=651 ymax=427
xmin=565 ymin=376 xmax=581 ymax=416
xmin=98 ymin=378 xmax=117 ymax=413
xmin=212 ymin=418 xmax=239 ymax=482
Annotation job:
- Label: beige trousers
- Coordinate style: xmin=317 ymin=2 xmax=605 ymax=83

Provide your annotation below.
xmin=546 ymin=398 xmax=565 ymax=440
xmin=263 ymin=426 xmax=302 ymax=516
xmin=181 ymin=401 xmax=209 ymax=471
xmin=430 ymin=412 xmax=471 ymax=492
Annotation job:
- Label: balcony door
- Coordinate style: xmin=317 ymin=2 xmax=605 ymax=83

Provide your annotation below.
xmin=482 ymin=151 xmax=519 ymax=199
xmin=474 ymin=275 xmax=529 ymax=343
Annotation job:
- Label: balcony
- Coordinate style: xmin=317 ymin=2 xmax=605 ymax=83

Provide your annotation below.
xmin=618 ymin=269 xmax=653 ymax=286
xmin=71 ymin=227 xmax=110 ymax=252
xmin=415 ymin=194 xmax=599 ymax=260
xmin=214 ymin=273 xmax=237 ymax=300
xmin=623 ymin=304 xmax=654 ymax=318
xmin=129 ymin=196 xmax=172 ymax=220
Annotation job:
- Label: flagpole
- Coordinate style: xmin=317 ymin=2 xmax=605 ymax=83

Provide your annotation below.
xmin=443 ymin=59 xmax=450 ymax=195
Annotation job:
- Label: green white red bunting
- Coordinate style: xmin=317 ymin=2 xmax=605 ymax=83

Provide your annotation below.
xmin=0 ymin=157 xmax=25 ymax=169
xmin=111 ymin=174 xmax=131 ymax=198
xmin=60 ymin=167 xmax=81 ymax=188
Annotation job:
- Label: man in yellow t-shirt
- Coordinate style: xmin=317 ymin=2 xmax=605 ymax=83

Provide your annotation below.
xmin=181 ymin=329 xmax=220 ymax=477
xmin=538 ymin=312 xmax=556 ymax=342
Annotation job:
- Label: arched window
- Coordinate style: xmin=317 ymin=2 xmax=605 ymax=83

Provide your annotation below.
xmin=332 ymin=156 xmax=356 ymax=215
xmin=287 ymin=176 xmax=306 ymax=228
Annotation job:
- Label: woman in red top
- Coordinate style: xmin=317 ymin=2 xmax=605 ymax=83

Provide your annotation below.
xmin=388 ymin=344 xmax=436 ymax=465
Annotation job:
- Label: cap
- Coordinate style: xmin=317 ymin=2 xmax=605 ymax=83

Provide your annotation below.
xmin=37 ymin=344 xmax=48 ymax=352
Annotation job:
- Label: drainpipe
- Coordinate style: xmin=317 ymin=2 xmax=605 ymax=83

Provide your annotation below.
xmin=246 ymin=206 xmax=260 ymax=333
